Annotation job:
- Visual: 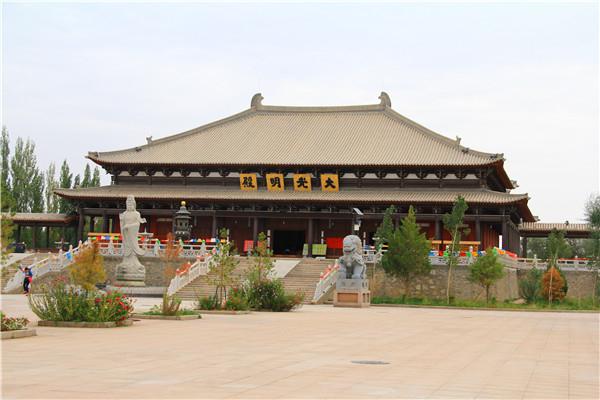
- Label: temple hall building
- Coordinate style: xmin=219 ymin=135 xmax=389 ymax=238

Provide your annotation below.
xmin=54 ymin=93 xmax=535 ymax=257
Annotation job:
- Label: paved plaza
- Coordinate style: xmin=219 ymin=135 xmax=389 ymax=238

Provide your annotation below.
xmin=1 ymin=294 xmax=598 ymax=399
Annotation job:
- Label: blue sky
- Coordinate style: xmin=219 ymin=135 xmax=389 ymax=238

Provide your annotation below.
xmin=2 ymin=1 xmax=598 ymax=223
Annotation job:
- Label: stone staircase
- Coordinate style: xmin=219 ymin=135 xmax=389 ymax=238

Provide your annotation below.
xmin=282 ymin=259 xmax=334 ymax=303
xmin=173 ymin=257 xmax=334 ymax=304
xmin=1 ymin=253 xmax=47 ymax=293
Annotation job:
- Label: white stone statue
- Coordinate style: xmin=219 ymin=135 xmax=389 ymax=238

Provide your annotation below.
xmin=115 ymin=195 xmax=147 ymax=286
xmin=338 ymin=235 xmax=367 ymax=279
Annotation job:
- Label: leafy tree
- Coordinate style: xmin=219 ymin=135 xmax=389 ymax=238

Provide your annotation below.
xmin=466 ymin=247 xmax=505 ymax=302
xmin=205 ymin=228 xmax=240 ymax=306
xmin=381 ymin=205 xmax=432 ymax=297
xmin=10 ymin=137 xmax=44 ymax=213
xmin=584 ymin=193 xmax=600 ymax=305
xmin=58 ymin=160 xmax=74 ymax=214
xmin=69 ymin=240 xmax=106 ymax=292
xmin=158 ymin=232 xmax=183 ymax=315
xmin=442 ymin=195 xmax=470 ymax=305
xmin=1 ymin=126 xmax=10 ymax=192
xmin=519 ymin=265 xmax=543 ymax=304
xmin=249 ymin=232 xmax=274 ymax=281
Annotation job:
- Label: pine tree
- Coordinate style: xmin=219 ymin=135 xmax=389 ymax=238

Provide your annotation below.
xmin=381 ymin=205 xmax=432 ymax=297
xmin=443 ymin=195 xmax=470 ymax=305
xmin=374 ymin=205 xmax=395 ymax=249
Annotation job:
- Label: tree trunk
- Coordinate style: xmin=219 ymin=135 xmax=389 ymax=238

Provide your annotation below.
xmin=405 ymin=277 xmax=411 ymax=298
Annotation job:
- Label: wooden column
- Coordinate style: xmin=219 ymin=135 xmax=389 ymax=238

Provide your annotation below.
xmin=101 ymin=211 xmax=108 ymax=232
xmin=475 ymin=217 xmax=481 ymax=243
xmin=212 ymin=214 xmax=218 ymax=237
xmin=90 ymin=217 xmax=95 ymax=233
xmin=61 ymin=225 xmax=66 ymax=249
xmin=501 ymin=216 xmax=508 ymax=250
xmin=434 ymin=216 xmax=442 ymax=240
xmin=307 ymin=218 xmax=314 ymax=258
xmin=252 ymin=217 xmax=259 ymax=248
xmin=78 ymin=212 xmax=85 ymax=243
xmin=17 ymin=225 xmax=22 ymax=242
xmin=46 ymin=226 xmax=50 ymax=249
xmin=522 ymin=234 xmax=528 ymax=258
xmin=32 ymin=224 xmax=38 ymax=250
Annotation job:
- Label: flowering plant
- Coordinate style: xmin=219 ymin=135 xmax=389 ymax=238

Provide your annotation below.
xmin=28 ymin=276 xmax=134 ymax=324
xmin=1 ymin=310 xmax=29 ymax=331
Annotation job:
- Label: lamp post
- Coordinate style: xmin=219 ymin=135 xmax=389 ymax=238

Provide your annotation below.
xmin=174 ymin=201 xmax=191 ymax=241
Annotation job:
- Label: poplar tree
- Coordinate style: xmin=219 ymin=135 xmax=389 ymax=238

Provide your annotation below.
xmin=443 ymin=196 xmax=469 ymax=305
xmin=91 ymin=166 xmax=101 ymax=187
xmin=1 ymin=126 xmax=10 ymax=193
xmin=58 ymin=160 xmax=74 ymax=214
xmin=45 ymin=162 xmax=59 ymax=213
xmin=10 ymin=137 xmax=44 ymax=213
xmin=81 ymin=164 xmax=92 ymax=188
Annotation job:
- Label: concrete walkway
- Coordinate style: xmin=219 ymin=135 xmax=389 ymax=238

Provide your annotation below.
xmin=1 ymin=294 xmax=598 ymax=399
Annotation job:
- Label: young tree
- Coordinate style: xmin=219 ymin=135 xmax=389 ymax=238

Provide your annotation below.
xmin=206 ymin=228 xmax=240 ymax=306
xmin=541 ymin=267 xmax=566 ymax=303
xmin=69 ymin=240 xmax=106 ymax=292
xmin=158 ymin=232 xmax=183 ymax=315
xmin=73 ymin=174 xmax=81 ymax=189
xmin=584 ymin=193 xmax=600 ymax=305
xmin=381 ymin=205 xmax=432 ymax=297
xmin=545 ymin=228 xmax=570 ymax=305
xmin=466 ymin=247 xmax=505 ymax=302
xmin=249 ymin=232 xmax=274 ymax=281
xmin=442 ymin=195 xmax=470 ymax=305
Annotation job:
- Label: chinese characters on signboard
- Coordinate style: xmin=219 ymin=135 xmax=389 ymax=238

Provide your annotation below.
xmin=239 ymin=173 xmax=339 ymax=191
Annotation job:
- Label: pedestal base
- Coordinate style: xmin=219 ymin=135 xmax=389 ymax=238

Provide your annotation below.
xmin=114 ymin=280 xmax=146 ymax=287
xmin=333 ymin=289 xmax=371 ymax=308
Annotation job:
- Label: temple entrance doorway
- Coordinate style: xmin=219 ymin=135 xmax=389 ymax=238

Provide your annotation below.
xmin=273 ymin=230 xmax=305 ymax=256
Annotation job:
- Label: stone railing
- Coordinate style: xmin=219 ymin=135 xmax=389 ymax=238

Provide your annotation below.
xmin=166 ymin=250 xmax=214 ymax=296
xmin=97 ymin=238 xmax=215 ymax=258
xmin=3 ymin=240 xmax=89 ymax=293
xmin=515 ymin=258 xmax=592 ymax=271
xmin=312 ymin=261 xmax=339 ymax=303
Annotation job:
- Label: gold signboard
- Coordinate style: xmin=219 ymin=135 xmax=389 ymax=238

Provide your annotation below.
xmin=239 ymin=174 xmax=257 ymax=190
xmin=266 ymin=174 xmax=285 ymax=191
xmin=293 ymin=174 xmax=311 ymax=191
xmin=320 ymin=174 xmax=339 ymax=191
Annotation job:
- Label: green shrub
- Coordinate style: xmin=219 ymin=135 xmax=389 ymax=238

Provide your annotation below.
xmin=519 ymin=266 xmax=543 ymax=303
xmin=246 ymin=278 xmax=304 ymax=311
xmin=28 ymin=275 xmax=133 ymax=324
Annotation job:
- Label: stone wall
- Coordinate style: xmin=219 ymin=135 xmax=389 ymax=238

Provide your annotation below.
xmin=516 ymin=268 xmax=598 ymax=300
xmin=102 ymin=256 xmax=198 ymax=287
xmin=370 ymin=264 xmax=598 ymax=301
xmin=369 ymin=265 xmax=519 ymax=301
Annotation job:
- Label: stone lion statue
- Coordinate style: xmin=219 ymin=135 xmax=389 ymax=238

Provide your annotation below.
xmin=337 ymin=235 xmax=367 ymax=279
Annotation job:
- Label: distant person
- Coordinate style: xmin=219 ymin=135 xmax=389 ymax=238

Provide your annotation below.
xmin=19 ymin=266 xmax=33 ymax=294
